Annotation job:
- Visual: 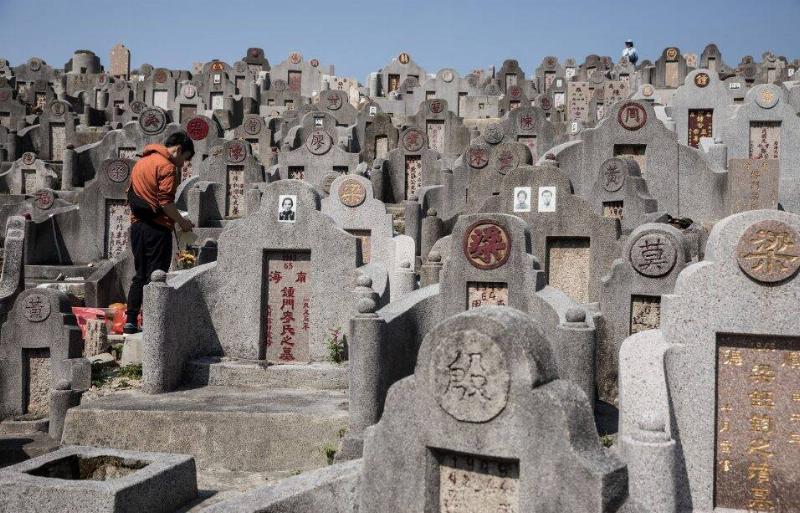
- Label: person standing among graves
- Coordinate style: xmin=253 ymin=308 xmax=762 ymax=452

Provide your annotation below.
xmin=123 ymin=132 xmax=195 ymax=334
xmin=622 ymin=39 xmax=639 ymax=65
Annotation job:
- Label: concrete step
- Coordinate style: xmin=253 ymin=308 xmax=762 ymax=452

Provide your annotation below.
xmin=185 ymin=357 xmax=348 ymax=390
xmin=62 ymin=385 xmax=348 ymax=473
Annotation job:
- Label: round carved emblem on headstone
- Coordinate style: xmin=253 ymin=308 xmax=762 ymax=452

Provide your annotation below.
xmin=617 ymin=102 xmax=647 ymax=131
xmin=272 ymin=79 xmax=287 ymax=92
xmin=441 ymin=70 xmax=454 ymax=83
xmin=429 ymin=100 xmax=444 ymax=114
xmin=545 ymin=56 xmax=557 ymax=68
xmin=153 ymin=69 xmax=167 ymax=84
xmin=629 ymin=232 xmax=677 ymax=277
xmin=33 ymin=189 xmax=55 ymax=210
xmin=305 ymin=129 xmax=332 ymax=155
xmin=243 ymin=116 xmax=261 ymax=135
xmin=398 ymin=52 xmax=410 ymax=64
xmin=129 ymin=100 xmax=146 ymax=115
xmin=600 ymin=158 xmax=626 ymax=192
xmin=21 ymin=152 xmax=36 ymax=165
xmin=186 ymin=117 xmax=209 ymax=141
xmin=755 ymin=88 xmax=779 ymax=109
xmin=484 ymin=123 xmax=504 ymax=144
xmin=113 ymin=80 xmax=126 ymax=92
xmin=736 ymin=220 xmax=800 ymax=283
xmin=210 ymin=61 xmax=224 ymax=72
xmin=29 ymin=58 xmax=42 ymax=72
xmin=539 ymin=96 xmax=552 ymax=110
xmin=641 ymin=85 xmax=654 ymax=97
xmin=694 ymin=72 xmax=710 ymax=88
xmin=105 ymin=159 xmax=130 ymax=183
xmin=138 ymin=108 xmax=166 ymax=135
xmin=432 ymin=329 xmax=510 ymax=423
xmin=326 ymin=93 xmax=342 ymax=110
xmin=467 ymin=146 xmax=489 ymax=169
xmin=485 ymin=83 xmax=500 ymax=95
xmin=589 ymin=69 xmax=605 ymax=84
xmin=234 ymin=61 xmax=247 ymax=73
xmin=743 ymin=65 xmax=756 ymax=79
xmin=22 ymin=294 xmax=51 ymax=322
xmin=289 ymin=52 xmax=302 ymax=65
xmin=338 ymin=179 xmax=367 ymax=208
xmin=182 ymin=84 xmax=196 ymax=98
xmin=211 ymin=145 xmax=223 ymax=157
xmin=226 ymin=140 xmax=247 ymax=163
xmin=310 ymin=59 xmax=319 ymax=68
xmin=666 ymin=48 xmax=679 ymax=60
xmin=402 ymin=128 xmax=425 ymax=152
xmin=467 ymin=75 xmax=479 ymax=87
xmin=508 ymin=85 xmax=522 ymax=99
xmin=463 ymin=220 xmax=511 ymax=270
xmin=50 ymin=101 xmax=65 ymax=116
xmin=494 ymin=149 xmax=519 ymax=175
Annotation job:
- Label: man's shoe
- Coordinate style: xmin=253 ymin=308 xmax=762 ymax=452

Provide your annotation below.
xmin=123 ymin=323 xmax=141 ymax=335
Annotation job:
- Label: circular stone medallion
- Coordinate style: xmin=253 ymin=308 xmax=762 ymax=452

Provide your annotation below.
xmin=666 ymin=48 xmax=679 ymax=60
xmin=23 ymin=294 xmax=51 ymax=322
xmin=138 ymin=108 xmax=166 ymax=135
xmin=289 ymin=52 xmax=302 ymax=64
xmin=755 ymin=88 xmax=779 ymax=109
xmin=0 ymin=90 xmax=10 ymax=102
xmin=243 ymin=117 xmax=262 ymax=135
xmin=310 ymin=59 xmax=320 ymax=68
xmin=210 ymin=62 xmax=224 ymax=72
xmin=617 ymin=102 xmax=647 ymax=131
xmin=545 ymin=56 xmax=557 ymax=67
xmin=463 ymin=220 xmax=511 ymax=270
xmin=129 ymin=100 xmax=146 ymax=115
xmin=338 ymin=179 xmax=366 ymax=207
xmin=50 ymin=101 xmax=65 ymax=116
xmin=21 ymin=152 xmax=36 ymax=165
xmin=106 ymin=159 xmax=130 ymax=183
xmin=694 ymin=72 xmax=710 ymax=88
xmin=441 ymin=70 xmax=454 ymax=83
xmin=539 ymin=96 xmax=552 ymax=110
xmin=494 ymin=148 xmax=518 ymax=175
xmin=629 ymin=232 xmax=677 ymax=277
xmin=429 ymin=100 xmax=444 ymax=114
xmin=432 ymin=329 xmax=510 ymax=423
xmin=736 ymin=220 xmax=800 ymax=283
xmin=600 ymin=158 xmax=626 ymax=192
xmin=508 ymin=85 xmax=522 ymax=99
xmin=186 ymin=117 xmax=209 ymax=141
xmin=181 ymin=84 xmax=196 ymax=98
xmin=305 ymin=130 xmax=332 ymax=155
xmin=29 ymin=58 xmax=41 ymax=72
xmin=33 ymin=189 xmax=55 ymax=210
xmin=226 ymin=140 xmax=247 ymax=163
xmin=641 ymin=85 xmax=654 ymax=97
xmin=398 ymin=52 xmax=410 ymax=64
xmin=484 ymin=123 xmax=504 ymax=144
xmin=467 ymin=146 xmax=489 ymax=169
xmin=402 ymin=129 xmax=425 ymax=152
xmin=272 ymin=79 xmax=287 ymax=92
xmin=153 ymin=69 xmax=167 ymax=84
xmin=326 ymin=93 xmax=342 ymax=110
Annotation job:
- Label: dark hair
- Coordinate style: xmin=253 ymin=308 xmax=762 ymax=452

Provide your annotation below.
xmin=164 ymin=131 xmax=195 ymax=158
xmin=282 ymin=197 xmax=294 ymax=208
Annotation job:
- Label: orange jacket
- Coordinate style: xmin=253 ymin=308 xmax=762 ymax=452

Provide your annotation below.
xmin=129 ymin=144 xmax=177 ymax=229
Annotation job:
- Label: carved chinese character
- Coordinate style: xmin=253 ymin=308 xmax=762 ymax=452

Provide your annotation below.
xmin=463 ymin=221 xmax=511 ymax=270
xmin=737 ymin=220 xmax=800 ymax=283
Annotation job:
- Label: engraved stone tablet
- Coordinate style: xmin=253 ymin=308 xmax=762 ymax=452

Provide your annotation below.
xmin=437 ymin=451 xmax=519 ymax=513
xmin=601 ymin=158 xmax=625 ymax=192
xmin=629 ymin=233 xmax=677 ymax=277
xmin=617 ymin=102 xmax=647 ymax=131
xmin=305 ymin=129 xmax=332 ymax=155
xmin=736 ymin=220 xmax=800 ymax=283
xmin=24 ymin=348 xmax=51 ymax=416
xmin=432 ymin=329 xmax=510 ymax=422
xmin=729 ymin=159 xmax=779 ymax=213
xmin=467 ymin=282 xmax=508 ymax=309
xmin=339 ymin=179 xmax=366 ymax=207
xmin=694 ymin=72 xmax=710 ymax=88
xmin=346 ymin=229 xmax=371 ymax=263
xmin=105 ymin=200 xmax=130 ymax=259
xmin=402 ymin=128 xmax=425 ymax=152
xmin=226 ymin=166 xmax=244 ymax=218
xmin=23 ymin=294 xmax=51 ymax=322
xmin=715 ymin=333 xmax=800 ymax=511
xmin=463 ymin=221 xmax=511 ymax=270
xmin=630 ymin=295 xmax=661 ymax=334
xmin=105 ymin=159 xmax=130 ymax=183
xmin=427 ymin=121 xmax=444 ymax=152
xmin=547 ymin=238 xmax=590 ymax=303
xmin=405 ymin=155 xmax=422 ymax=199
xmin=263 ymin=251 xmax=311 ymax=362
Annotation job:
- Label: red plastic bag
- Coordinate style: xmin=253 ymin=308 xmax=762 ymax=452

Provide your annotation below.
xmin=108 ymin=303 xmax=127 ymax=335
xmin=71 ymin=307 xmax=107 ymax=339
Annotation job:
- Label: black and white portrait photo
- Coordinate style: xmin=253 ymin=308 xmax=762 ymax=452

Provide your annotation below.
xmin=278 ymin=195 xmax=297 ymax=222
xmin=537 ymin=186 xmax=557 ymax=213
xmin=513 ymin=186 xmax=531 ymax=212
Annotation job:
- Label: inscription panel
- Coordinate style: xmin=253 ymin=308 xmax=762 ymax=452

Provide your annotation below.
xmin=665 ymin=61 xmax=680 ymax=88
xmin=436 ymin=451 xmax=519 ymax=513
xmin=688 ymin=109 xmax=713 ymax=148
xmin=153 ymin=90 xmax=169 ymax=110
xmin=210 ymin=92 xmax=224 ymax=110
xmin=374 ymin=135 xmax=388 ymax=160
xmin=715 ymin=334 xmax=800 ymax=512
xmin=179 ymin=104 xmax=197 ymax=123
xmin=22 ymin=169 xmax=36 ymax=194
xmin=226 ymin=166 xmax=245 ymax=218
xmin=603 ymin=200 xmax=624 ymax=220
xmin=105 ymin=200 xmax=130 ymax=259
xmin=729 ymin=159 xmax=779 ymax=213
xmin=49 ymin=123 xmax=66 ymax=162
xmin=405 ymin=155 xmax=421 ymax=199
xmin=750 ymin=122 xmax=781 ymax=160
xmin=467 ymin=282 xmax=508 ymax=309
xmin=546 ymin=237 xmax=590 ymax=304
xmin=118 ymin=147 xmax=137 ymax=160
xmin=288 ymin=71 xmax=302 ymax=93
xmin=23 ymin=348 xmax=51 ymax=417
xmin=346 ymin=229 xmax=371 ymax=263
xmin=263 ymin=251 xmax=311 ymax=362
xmin=427 ymin=120 xmax=445 ymax=153
xmin=630 ymin=295 xmax=661 ymax=334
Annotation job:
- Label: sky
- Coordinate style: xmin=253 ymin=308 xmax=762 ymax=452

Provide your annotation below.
xmin=0 ymin=0 xmax=797 ymax=82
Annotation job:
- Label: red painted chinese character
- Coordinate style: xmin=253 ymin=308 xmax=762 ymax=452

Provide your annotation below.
xmin=468 ymin=226 xmax=508 ymax=265
xmin=295 ymin=271 xmax=307 ymax=283
xmin=269 ymin=271 xmax=282 ymax=283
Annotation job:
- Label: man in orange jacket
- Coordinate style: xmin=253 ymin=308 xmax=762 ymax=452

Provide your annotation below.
xmin=124 ymin=132 xmax=195 ymax=334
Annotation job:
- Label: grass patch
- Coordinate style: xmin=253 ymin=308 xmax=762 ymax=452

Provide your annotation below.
xmin=118 ymin=364 xmax=142 ymax=380
xmin=325 ymin=328 xmax=347 ymax=364
xmin=322 ymin=443 xmax=337 ymax=465
xmin=600 ymin=434 xmax=615 ymax=448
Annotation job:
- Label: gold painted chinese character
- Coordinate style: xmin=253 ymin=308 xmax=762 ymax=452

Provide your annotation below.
xmin=722 ymin=349 xmax=743 ymax=366
xmin=750 ymin=390 xmax=775 ymax=407
xmin=720 ymin=403 xmax=733 ymax=413
xmin=719 ymin=419 xmax=730 ymax=433
xmin=794 ymin=392 xmax=800 ymax=402
xmin=749 ymin=414 xmax=773 ymax=433
xmin=783 ymin=351 xmax=800 ymax=369
xmin=748 ymin=486 xmax=774 ymax=511
xmin=750 ymin=364 xmax=775 ymax=384
xmin=719 ymin=459 xmax=732 ymax=472
xmin=747 ymin=438 xmax=773 ymax=458
xmin=719 ymin=440 xmax=732 ymax=454
xmin=748 ymin=462 xmax=772 ymax=484
xmin=790 ymin=433 xmax=800 ymax=445
xmin=791 ymin=413 xmax=800 ymax=422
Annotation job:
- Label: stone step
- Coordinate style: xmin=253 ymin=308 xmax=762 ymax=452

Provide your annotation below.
xmin=62 ymin=385 xmax=348 ymax=473
xmin=185 ymin=357 xmax=348 ymax=390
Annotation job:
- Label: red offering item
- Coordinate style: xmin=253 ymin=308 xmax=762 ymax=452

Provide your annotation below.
xmin=108 ymin=303 xmax=127 ymax=335
xmin=71 ymin=307 xmax=107 ymax=338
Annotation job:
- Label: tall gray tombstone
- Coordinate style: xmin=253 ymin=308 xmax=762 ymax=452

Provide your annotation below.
xmin=359 ymin=307 xmax=627 ymax=513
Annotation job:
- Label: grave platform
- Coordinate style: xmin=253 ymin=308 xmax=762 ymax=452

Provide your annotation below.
xmin=62 ymin=385 xmax=348 ymax=473
xmin=185 ymin=357 xmax=348 ymax=389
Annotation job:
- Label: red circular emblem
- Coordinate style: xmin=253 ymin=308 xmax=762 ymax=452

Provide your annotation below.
xmin=310 ymin=59 xmax=319 ymax=68
xmin=468 ymin=147 xmax=489 ymax=169
xmin=462 ymin=220 xmax=512 ymax=270
xmin=617 ymin=102 xmax=648 ymax=131
xmin=509 ymin=85 xmax=522 ymax=99
xmin=429 ymin=100 xmax=444 ymax=114
xmin=154 ymin=69 xmax=167 ymax=84
xmin=33 ymin=189 xmax=55 ymax=210
xmin=186 ymin=117 xmax=209 ymax=140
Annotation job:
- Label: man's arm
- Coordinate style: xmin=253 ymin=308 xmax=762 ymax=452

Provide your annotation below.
xmin=157 ymin=164 xmax=193 ymax=232
xmin=162 ymin=202 xmax=194 ymax=232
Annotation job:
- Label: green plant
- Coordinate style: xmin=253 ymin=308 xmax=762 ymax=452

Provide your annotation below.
xmin=290 ymin=469 xmax=302 ymax=476
xmin=118 ymin=364 xmax=142 ymax=380
xmin=322 ymin=443 xmax=337 ymax=465
xmin=325 ymin=328 xmax=347 ymax=364
xmin=90 ymin=363 xmax=114 ymax=388
xmin=337 ymin=427 xmax=347 ymax=438
xmin=600 ymin=434 xmax=615 ymax=448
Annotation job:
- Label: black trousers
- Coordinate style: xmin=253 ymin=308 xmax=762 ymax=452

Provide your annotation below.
xmin=126 ymin=222 xmax=173 ymax=325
